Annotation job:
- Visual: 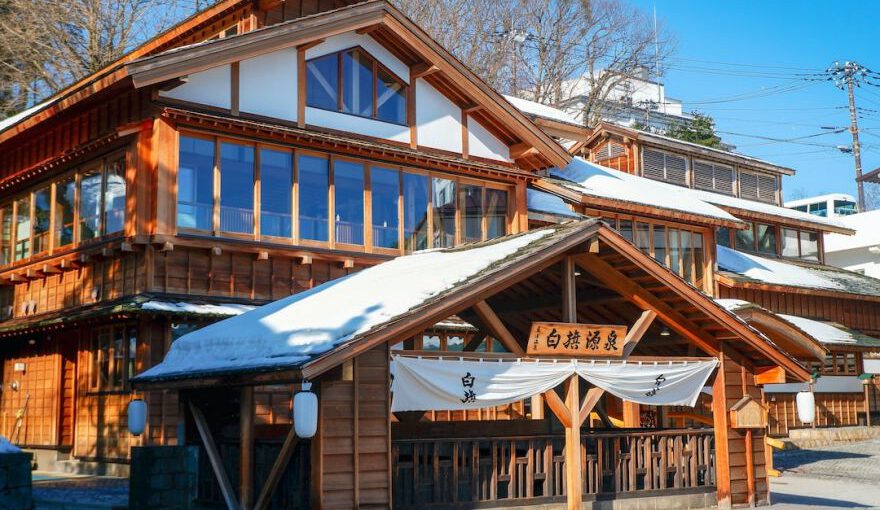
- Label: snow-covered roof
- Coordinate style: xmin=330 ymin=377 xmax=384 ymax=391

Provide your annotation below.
xmin=141 ymin=300 xmax=255 ymax=316
xmin=504 ymin=95 xmax=581 ymax=126
xmin=717 ymin=298 xmax=880 ymax=349
xmin=136 ymin=224 xmax=573 ymax=382
xmin=717 ymin=245 xmax=880 ymax=298
xmin=0 ymin=99 xmax=55 ymax=135
xmin=549 ymin=157 xmax=850 ymax=232
xmin=824 ymin=209 xmax=880 ymax=253
xmin=550 ymin=157 xmax=742 ymax=224
xmin=528 ymin=188 xmax=582 ymax=219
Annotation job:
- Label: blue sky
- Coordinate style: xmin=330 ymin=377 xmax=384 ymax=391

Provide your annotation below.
xmin=627 ymin=1 xmax=880 ymax=202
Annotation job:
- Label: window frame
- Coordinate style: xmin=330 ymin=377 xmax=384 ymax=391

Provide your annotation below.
xmin=304 ymin=46 xmax=410 ymax=126
xmin=88 ymin=323 xmax=137 ymax=394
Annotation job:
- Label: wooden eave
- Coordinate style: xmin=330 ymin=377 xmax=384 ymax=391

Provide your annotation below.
xmin=0 ymin=0 xmax=251 ymax=146
xmin=162 ymin=107 xmax=536 ymax=182
xmin=533 ymin=178 xmax=746 ymax=230
xmin=127 ymin=1 xmax=571 ymax=172
xmin=730 ymin=306 xmax=828 ymax=362
xmin=716 ymin=273 xmax=880 ymax=304
xmin=532 ymin=118 xmax=591 ymax=142
xmin=715 ymin=206 xmax=855 ymax=236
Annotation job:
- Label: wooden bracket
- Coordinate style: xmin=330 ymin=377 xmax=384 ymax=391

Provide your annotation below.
xmin=543 ymin=388 xmax=572 ymax=428
xmin=411 ymin=62 xmax=440 ymax=79
xmin=254 ymin=425 xmax=300 ymax=510
xmin=341 ymin=258 xmax=355 ymax=269
xmin=256 ymin=251 xmax=269 ymax=261
xmin=299 ymin=255 xmax=313 ymax=265
xmin=296 ymin=38 xmax=325 ymax=52
xmin=472 ymin=300 xmax=525 ymax=356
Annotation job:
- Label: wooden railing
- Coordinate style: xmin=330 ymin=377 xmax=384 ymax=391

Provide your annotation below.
xmin=392 ymin=429 xmax=715 ymax=508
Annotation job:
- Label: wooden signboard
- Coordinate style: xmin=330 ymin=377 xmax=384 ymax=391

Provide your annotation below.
xmin=527 ymin=322 xmax=628 ymax=357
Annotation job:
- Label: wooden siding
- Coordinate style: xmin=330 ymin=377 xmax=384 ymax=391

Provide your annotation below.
xmin=313 ymin=343 xmax=391 ymax=509
xmin=0 ymin=338 xmax=62 ymax=446
xmin=719 ymin=285 xmax=880 ymax=338
xmin=766 ymin=393 xmax=864 ymax=437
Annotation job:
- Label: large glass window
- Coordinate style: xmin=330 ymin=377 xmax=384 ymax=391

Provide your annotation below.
xmin=433 ymin=178 xmax=456 ymax=248
xmin=0 ymin=206 xmax=12 ymax=265
xmin=79 ymin=169 xmax=103 ymax=242
xmin=33 ymin=187 xmax=51 ymax=254
xmin=716 ymin=226 xmax=731 ymax=248
xmin=306 ymin=48 xmax=407 ymax=124
xmin=305 ymin=53 xmax=339 ymax=111
xmin=668 ymin=227 xmax=680 ymax=275
xmin=485 ymin=189 xmax=508 ymax=240
xmin=461 ymin=184 xmax=482 ymax=243
xmin=334 ymin=160 xmax=364 ymax=245
xmin=756 ymin=223 xmax=777 ymax=255
xmin=734 ymin=222 xmax=754 ymax=252
xmin=800 ymin=230 xmax=818 ymax=261
xmin=89 ymin=324 xmax=135 ymax=392
xmin=177 ymin=136 xmax=215 ymax=230
xmin=55 ymin=177 xmax=75 ymax=248
xmin=13 ymin=198 xmax=30 ymax=261
xmin=219 ymin=142 xmax=255 ymax=234
xmin=634 ymin=222 xmax=650 ymax=252
xmin=681 ymin=230 xmax=693 ymax=282
xmin=834 ymin=200 xmax=857 ymax=216
xmin=298 ymin=154 xmax=329 ymax=242
xmin=653 ymin=225 xmax=667 ymax=264
xmin=371 ymin=167 xmax=399 ymax=249
xmin=403 ymin=172 xmax=429 ymax=251
xmin=782 ymin=228 xmax=800 ymax=258
xmin=103 ymin=158 xmax=126 ymax=234
xmin=260 ymin=148 xmax=293 ymax=238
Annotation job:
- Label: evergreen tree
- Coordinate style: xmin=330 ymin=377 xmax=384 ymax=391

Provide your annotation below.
xmin=664 ymin=112 xmax=722 ymax=149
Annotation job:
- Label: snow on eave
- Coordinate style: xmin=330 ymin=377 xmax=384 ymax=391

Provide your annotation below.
xmin=134 ymin=223 xmax=595 ymax=383
xmin=504 ymin=95 xmax=582 ymax=127
xmin=0 ymin=99 xmax=57 ymax=136
xmin=140 ymin=300 xmax=255 ymax=316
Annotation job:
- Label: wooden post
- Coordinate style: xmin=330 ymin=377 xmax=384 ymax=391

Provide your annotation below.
xmin=864 ymin=381 xmax=872 ymax=427
xmin=711 ymin=353 xmax=732 ymax=510
xmin=622 ymin=401 xmax=640 ymax=428
xmin=240 ymin=386 xmax=255 ymax=510
xmin=564 ymin=374 xmax=582 ymax=510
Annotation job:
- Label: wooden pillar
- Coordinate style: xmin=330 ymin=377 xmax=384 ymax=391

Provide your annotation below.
xmin=240 ymin=386 xmax=255 ymax=510
xmin=562 ymin=256 xmax=577 ymax=323
xmin=864 ymin=381 xmax=872 ymax=427
xmin=564 ymin=374 xmax=582 ymax=510
xmin=622 ymin=401 xmax=640 ymax=428
xmin=712 ymin=352 xmax=732 ymax=510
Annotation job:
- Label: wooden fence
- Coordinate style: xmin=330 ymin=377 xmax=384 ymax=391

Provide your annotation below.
xmin=392 ymin=428 xmax=715 ymax=508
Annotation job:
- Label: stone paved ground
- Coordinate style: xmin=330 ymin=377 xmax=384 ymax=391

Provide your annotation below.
xmin=770 ymin=438 xmax=880 ymax=509
xmin=33 ymin=475 xmax=128 ymax=509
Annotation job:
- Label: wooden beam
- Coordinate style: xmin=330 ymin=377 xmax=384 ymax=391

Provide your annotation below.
xmin=509 ymin=142 xmax=534 ymax=159
xmin=755 ymin=366 xmax=786 ymax=385
xmin=543 ymin=388 xmax=571 ymax=428
xmin=462 ymin=104 xmax=483 ymax=114
xmin=622 ymin=310 xmax=657 ymax=358
xmin=411 ymin=62 xmax=440 ymax=79
xmin=574 ymin=254 xmax=719 ymax=356
xmin=355 ymin=24 xmax=382 ymax=35
xmin=240 ymin=387 xmax=255 ymax=510
xmin=254 ymin=425 xmax=300 ymax=510
xmin=578 ymin=387 xmax=604 ymax=426
xmin=190 ymin=402 xmax=239 ymax=510
xmin=563 ymin=374 xmax=582 ymax=510
xmin=472 ymin=300 xmax=525 ymax=356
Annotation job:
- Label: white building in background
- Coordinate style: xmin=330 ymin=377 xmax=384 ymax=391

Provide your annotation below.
xmin=558 ymin=67 xmax=690 ymax=133
xmin=823 ymin=209 xmax=880 ymax=278
xmin=785 ymin=193 xmax=859 ymax=219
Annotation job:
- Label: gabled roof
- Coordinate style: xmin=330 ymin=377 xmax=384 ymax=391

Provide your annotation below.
xmin=716 ymin=245 xmax=880 ymax=300
xmin=125 ymin=1 xmax=571 ymax=170
xmin=134 ymin=220 xmax=810 ymax=387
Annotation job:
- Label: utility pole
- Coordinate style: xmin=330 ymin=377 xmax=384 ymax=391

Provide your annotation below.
xmin=829 ymin=61 xmax=869 ymax=211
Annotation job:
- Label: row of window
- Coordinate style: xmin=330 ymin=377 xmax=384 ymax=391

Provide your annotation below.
xmin=89 ymin=324 xmax=136 ymax=392
xmin=178 ymin=135 xmax=511 ymax=251
xmin=0 ymin=154 xmax=126 ymax=266
xmin=806 ymin=351 xmax=860 ymax=376
xmin=306 ymin=48 xmax=408 ymax=125
xmin=641 ymin=148 xmax=779 ymax=204
xmin=790 ymin=199 xmax=858 ymax=218
xmin=717 ymin=223 xmax=819 ymax=262
xmin=595 ymin=214 xmax=706 ymax=288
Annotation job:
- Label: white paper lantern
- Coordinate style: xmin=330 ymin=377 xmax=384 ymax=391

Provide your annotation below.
xmin=294 ymin=382 xmax=318 ymax=438
xmin=796 ymin=391 xmax=815 ymax=424
xmin=128 ymin=399 xmax=148 ymax=436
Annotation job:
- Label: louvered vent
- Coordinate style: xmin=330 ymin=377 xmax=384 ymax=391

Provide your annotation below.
xmin=693 ymin=160 xmax=734 ymax=194
xmin=665 ymin=154 xmax=687 ymax=184
xmin=595 ymin=142 xmax=626 ymax=161
xmin=642 ymin=149 xmax=668 ymax=181
xmin=739 ymin=172 xmax=777 ymax=203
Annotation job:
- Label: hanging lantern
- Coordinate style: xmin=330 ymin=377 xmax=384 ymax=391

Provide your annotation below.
xmin=796 ymin=391 xmax=815 ymax=424
xmin=293 ymin=382 xmax=318 ymax=438
xmin=128 ymin=398 xmax=148 ymax=436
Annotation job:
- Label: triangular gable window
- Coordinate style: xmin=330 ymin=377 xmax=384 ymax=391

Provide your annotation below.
xmin=306 ymin=47 xmax=408 ymax=125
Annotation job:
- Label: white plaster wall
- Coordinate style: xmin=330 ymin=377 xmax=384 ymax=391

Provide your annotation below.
xmin=416 ymin=78 xmax=462 ymax=153
xmin=305 ymin=32 xmax=409 ymax=84
xmin=160 ymin=64 xmax=231 ymax=109
xmin=305 ymin=107 xmax=410 ymax=143
xmin=467 ymin=116 xmax=510 ymax=162
xmin=239 ymin=48 xmax=297 ymax=122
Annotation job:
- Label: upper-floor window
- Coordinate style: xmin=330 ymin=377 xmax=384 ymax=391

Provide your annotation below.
xmin=306 ymin=48 xmax=407 ymax=125
xmin=781 ymin=227 xmax=818 ymax=262
xmin=595 ymin=142 xmax=626 ymax=162
xmin=597 ymin=213 xmax=706 ymax=289
xmin=739 ymin=171 xmax=777 ymax=204
xmin=717 ymin=223 xmax=818 ymax=262
xmin=0 ymin=152 xmax=125 ymax=267
xmin=642 ymin=149 xmax=687 ymax=186
xmin=693 ymin=160 xmax=734 ymax=195
xmin=834 ymin=200 xmax=857 ymax=216
xmin=176 ymin=134 xmax=511 ymax=253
